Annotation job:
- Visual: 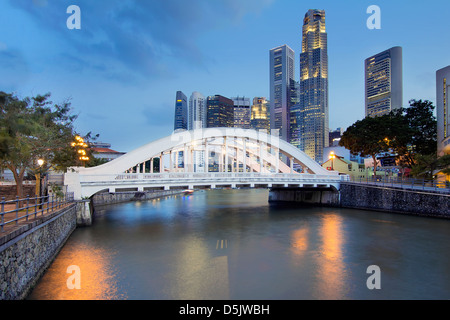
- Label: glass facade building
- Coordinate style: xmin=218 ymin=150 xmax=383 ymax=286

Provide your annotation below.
xmin=189 ymin=91 xmax=207 ymax=130
xmin=251 ymin=97 xmax=270 ymax=133
xmin=206 ymin=95 xmax=234 ymax=128
xmin=174 ymin=91 xmax=187 ymax=131
xmin=232 ymin=96 xmax=251 ymax=129
xmin=365 ymin=46 xmax=403 ymax=117
xmin=269 ymin=45 xmax=295 ymax=142
xmin=299 ymin=9 xmax=329 ymax=163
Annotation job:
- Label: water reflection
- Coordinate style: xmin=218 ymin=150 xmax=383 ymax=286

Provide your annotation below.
xmin=28 ymin=242 xmax=124 ymax=300
xmin=315 ymin=214 xmax=347 ymax=299
xmin=168 ymin=235 xmax=230 ymax=299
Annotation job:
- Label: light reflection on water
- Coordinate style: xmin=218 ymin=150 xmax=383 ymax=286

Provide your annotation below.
xmin=28 ymin=189 xmax=450 ymax=300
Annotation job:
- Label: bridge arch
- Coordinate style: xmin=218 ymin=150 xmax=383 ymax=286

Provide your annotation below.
xmin=65 ymin=128 xmax=341 ymax=199
xmin=74 ymin=128 xmax=328 ymax=175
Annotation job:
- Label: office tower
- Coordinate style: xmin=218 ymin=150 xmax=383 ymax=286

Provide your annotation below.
xmin=299 ymin=9 xmax=329 ymax=163
xmin=251 ymin=97 xmax=270 ymax=133
xmin=289 ymin=79 xmax=300 ymax=148
xmin=269 ymin=44 xmax=295 ymax=141
xmin=365 ymin=46 xmax=403 ymax=117
xmin=289 ymin=103 xmax=301 ymax=149
xmin=188 ymin=91 xmax=207 ymax=130
xmin=329 ymin=128 xmax=342 ymax=147
xmin=206 ymin=95 xmax=234 ymax=128
xmin=174 ymin=91 xmax=187 ymax=131
xmin=437 ymin=65 xmax=450 ymax=156
xmin=232 ymin=96 xmax=251 ymax=129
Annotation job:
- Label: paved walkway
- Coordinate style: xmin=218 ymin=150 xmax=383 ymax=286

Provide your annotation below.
xmin=0 ymin=202 xmax=71 ymax=236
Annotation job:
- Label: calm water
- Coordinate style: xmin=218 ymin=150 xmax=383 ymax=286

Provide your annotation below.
xmin=28 ymin=189 xmax=450 ymax=300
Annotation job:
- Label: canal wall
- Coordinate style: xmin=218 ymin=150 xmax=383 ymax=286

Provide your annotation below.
xmin=340 ymin=182 xmax=450 ymax=218
xmin=0 ymin=203 xmax=77 ymax=300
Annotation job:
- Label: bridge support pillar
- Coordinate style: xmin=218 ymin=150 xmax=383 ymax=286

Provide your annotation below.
xmin=76 ymin=199 xmax=93 ymax=227
xmin=268 ymin=187 xmax=339 ymax=206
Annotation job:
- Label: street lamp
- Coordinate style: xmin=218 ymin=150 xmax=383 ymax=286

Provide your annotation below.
xmin=329 ymin=152 xmax=336 ymax=171
xmin=37 ymin=158 xmax=44 ymax=208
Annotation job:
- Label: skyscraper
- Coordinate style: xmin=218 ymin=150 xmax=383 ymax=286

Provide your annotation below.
xmin=299 ymin=9 xmax=329 ymax=163
xmin=232 ymin=96 xmax=251 ymax=129
xmin=251 ymin=97 xmax=270 ymax=133
xmin=206 ymin=95 xmax=234 ymax=128
xmin=365 ymin=46 xmax=403 ymax=117
xmin=269 ymin=44 xmax=295 ymax=141
xmin=189 ymin=91 xmax=207 ymax=130
xmin=174 ymin=91 xmax=187 ymax=131
xmin=437 ymin=65 xmax=450 ymax=156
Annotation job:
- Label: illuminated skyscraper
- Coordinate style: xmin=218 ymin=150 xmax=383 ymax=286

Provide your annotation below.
xmin=365 ymin=46 xmax=403 ymax=117
xmin=232 ymin=96 xmax=251 ymax=129
xmin=174 ymin=91 xmax=187 ymax=131
xmin=206 ymin=95 xmax=234 ymax=128
xmin=299 ymin=9 xmax=329 ymax=163
xmin=250 ymin=97 xmax=270 ymax=133
xmin=437 ymin=65 xmax=450 ymax=156
xmin=269 ymin=44 xmax=295 ymax=141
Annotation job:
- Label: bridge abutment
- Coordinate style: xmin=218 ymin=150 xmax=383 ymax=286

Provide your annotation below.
xmin=268 ymin=187 xmax=340 ymax=206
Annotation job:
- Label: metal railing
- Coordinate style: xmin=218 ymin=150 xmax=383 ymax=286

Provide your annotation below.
xmin=348 ymin=176 xmax=450 ymax=193
xmin=0 ymin=192 xmax=74 ymax=232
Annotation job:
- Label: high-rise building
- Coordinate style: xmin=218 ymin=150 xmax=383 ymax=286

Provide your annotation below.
xmin=365 ymin=46 xmax=403 ymax=117
xmin=189 ymin=91 xmax=207 ymax=130
xmin=232 ymin=96 xmax=251 ymax=129
xmin=289 ymin=103 xmax=302 ymax=149
xmin=269 ymin=44 xmax=295 ymax=141
xmin=299 ymin=9 xmax=329 ymax=163
xmin=251 ymin=97 xmax=270 ymax=133
xmin=174 ymin=91 xmax=187 ymax=131
xmin=437 ymin=65 xmax=450 ymax=156
xmin=329 ymin=128 xmax=342 ymax=147
xmin=206 ymin=95 xmax=234 ymax=128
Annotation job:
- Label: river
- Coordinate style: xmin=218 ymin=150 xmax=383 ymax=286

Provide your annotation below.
xmin=28 ymin=188 xmax=450 ymax=300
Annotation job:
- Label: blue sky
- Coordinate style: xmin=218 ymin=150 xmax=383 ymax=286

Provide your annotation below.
xmin=1 ymin=0 xmax=449 ymax=152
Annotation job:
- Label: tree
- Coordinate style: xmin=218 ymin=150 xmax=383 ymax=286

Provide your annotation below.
xmin=391 ymin=100 xmax=437 ymax=169
xmin=339 ymin=115 xmax=390 ymax=174
xmin=410 ymin=154 xmax=450 ymax=179
xmin=340 ymin=99 xmax=438 ymax=178
xmin=0 ymin=92 xmax=78 ymax=198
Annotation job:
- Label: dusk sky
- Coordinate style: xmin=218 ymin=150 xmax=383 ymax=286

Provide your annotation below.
xmin=1 ymin=0 xmax=449 ymax=152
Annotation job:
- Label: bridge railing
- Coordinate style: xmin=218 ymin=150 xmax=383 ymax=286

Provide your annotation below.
xmin=0 ymin=192 xmax=75 ymax=233
xmin=347 ymin=176 xmax=450 ymax=193
xmin=79 ymin=172 xmax=347 ymax=183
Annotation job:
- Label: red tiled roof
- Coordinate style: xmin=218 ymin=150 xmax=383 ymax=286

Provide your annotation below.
xmin=91 ymin=147 xmax=124 ymax=154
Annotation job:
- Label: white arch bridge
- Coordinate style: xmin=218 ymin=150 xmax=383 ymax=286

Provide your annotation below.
xmin=64 ymin=128 xmax=348 ymax=202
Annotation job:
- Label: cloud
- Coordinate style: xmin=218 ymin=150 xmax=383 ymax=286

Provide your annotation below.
xmin=8 ymin=0 xmax=273 ymax=83
xmin=0 ymin=48 xmax=30 ymax=89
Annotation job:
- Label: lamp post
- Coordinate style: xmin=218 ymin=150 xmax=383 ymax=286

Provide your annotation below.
xmin=329 ymin=151 xmax=336 ymax=171
xmin=37 ymin=159 xmax=44 ymax=209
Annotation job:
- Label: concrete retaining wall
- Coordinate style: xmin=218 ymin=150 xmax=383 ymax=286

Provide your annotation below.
xmin=340 ymin=182 xmax=450 ymax=218
xmin=0 ymin=204 xmax=77 ymax=300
